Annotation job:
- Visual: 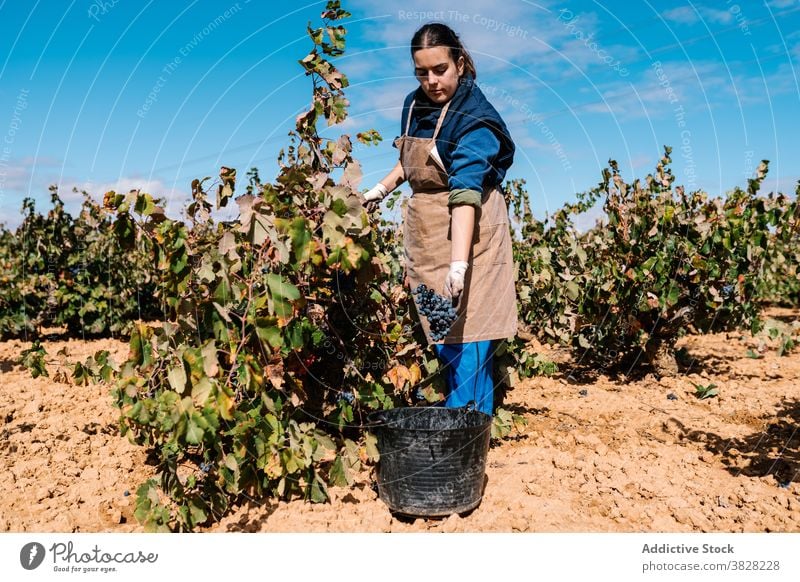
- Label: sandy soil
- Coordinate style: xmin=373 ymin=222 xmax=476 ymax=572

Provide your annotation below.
xmin=1 ymin=310 xmax=798 ymax=533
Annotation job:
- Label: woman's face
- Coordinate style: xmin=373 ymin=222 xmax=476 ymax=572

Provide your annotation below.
xmin=413 ymin=46 xmax=465 ymax=104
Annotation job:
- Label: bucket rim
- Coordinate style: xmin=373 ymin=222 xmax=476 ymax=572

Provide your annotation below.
xmin=366 ymin=406 xmax=492 ymax=432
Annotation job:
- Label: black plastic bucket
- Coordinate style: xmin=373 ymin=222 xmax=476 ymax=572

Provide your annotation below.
xmin=367 ymin=405 xmax=492 ymax=517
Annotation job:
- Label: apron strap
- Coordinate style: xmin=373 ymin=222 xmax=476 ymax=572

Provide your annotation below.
xmin=432 ymin=100 xmax=451 ymax=140
xmin=404 ymin=100 xmax=415 ymax=136
xmin=404 ymin=99 xmax=452 ymax=139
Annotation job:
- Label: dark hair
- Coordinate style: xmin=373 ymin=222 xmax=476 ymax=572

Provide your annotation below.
xmin=410 ymin=23 xmax=477 ymax=79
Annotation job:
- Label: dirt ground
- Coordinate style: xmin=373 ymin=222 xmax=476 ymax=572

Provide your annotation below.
xmin=1 ymin=309 xmax=798 ymax=533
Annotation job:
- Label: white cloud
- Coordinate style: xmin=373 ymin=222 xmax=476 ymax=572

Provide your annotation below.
xmin=18 ymin=156 xmax=61 ymax=168
xmin=0 ymin=156 xmax=63 ymax=195
xmin=337 ymin=51 xmax=385 ymax=81
xmin=761 ymin=175 xmax=800 ymax=195
xmin=663 ymin=6 xmax=700 ymax=25
xmin=56 ymin=176 xmax=189 ymax=216
xmin=663 ymin=6 xmax=734 ymax=26
xmin=573 ymin=203 xmax=607 ymax=233
xmin=767 ymin=0 xmax=797 ymax=9
xmin=792 ymin=39 xmax=800 ymax=62
xmin=348 ymin=0 xmax=565 ymax=78
xmin=698 ymin=7 xmax=734 ymax=25
xmin=565 ymin=55 xmax=795 ymax=124
xmin=347 ymin=80 xmax=411 ymax=122
xmin=344 ymin=0 xmax=693 ymax=133
xmin=0 ymin=164 xmax=35 ymax=194
xmin=0 ymin=165 xmax=190 ymax=229
xmin=512 ymin=132 xmax=545 ymax=149
xmin=557 ymin=36 xmax=638 ymax=77
xmin=629 ymin=153 xmax=656 ymax=172
xmin=0 ymin=158 xmax=59 ymax=227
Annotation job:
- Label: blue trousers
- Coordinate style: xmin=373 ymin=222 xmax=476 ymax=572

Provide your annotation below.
xmin=433 ymin=340 xmax=495 ymax=416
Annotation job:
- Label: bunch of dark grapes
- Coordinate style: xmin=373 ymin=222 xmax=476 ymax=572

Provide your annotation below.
xmin=411 ymin=284 xmax=457 ymax=341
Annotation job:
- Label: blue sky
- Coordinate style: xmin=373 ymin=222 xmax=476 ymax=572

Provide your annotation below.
xmin=0 ymin=0 xmax=798 ymax=229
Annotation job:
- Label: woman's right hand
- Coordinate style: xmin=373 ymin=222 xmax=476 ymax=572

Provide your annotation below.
xmin=362 ymin=183 xmax=388 ymax=213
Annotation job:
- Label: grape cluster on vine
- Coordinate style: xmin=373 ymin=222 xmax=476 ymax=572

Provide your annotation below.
xmin=411 ymin=284 xmax=458 ymax=341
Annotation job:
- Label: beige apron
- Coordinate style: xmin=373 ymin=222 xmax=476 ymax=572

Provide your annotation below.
xmin=396 ymin=99 xmax=518 ymax=345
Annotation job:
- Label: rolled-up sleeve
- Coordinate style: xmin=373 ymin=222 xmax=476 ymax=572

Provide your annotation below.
xmin=447 ymin=126 xmax=501 ymax=208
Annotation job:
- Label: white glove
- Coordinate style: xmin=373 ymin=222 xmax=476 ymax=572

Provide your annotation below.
xmin=444 ymin=260 xmax=469 ymax=300
xmin=363 ymin=183 xmax=388 ymax=202
xmin=362 ymin=183 xmax=388 ymax=213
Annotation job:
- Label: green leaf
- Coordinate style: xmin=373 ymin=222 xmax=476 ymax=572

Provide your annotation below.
xmin=212 ymin=302 xmax=232 ymax=323
xmin=364 ymin=432 xmax=379 ymax=462
xmin=692 ymin=382 xmax=719 ymax=400
xmin=185 ymin=414 xmax=205 ymax=444
xmin=329 ymin=455 xmax=351 ymax=487
xmin=307 ymin=25 xmax=324 ymax=44
xmin=288 ymin=217 xmax=312 ymax=265
xmin=255 ymin=317 xmax=283 ymax=348
xmin=309 ymin=474 xmax=328 ymax=503
xmin=666 ymin=283 xmax=680 ymax=306
xmin=224 ymin=454 xmax=239 ymax=472
xmin=279 ymin=321 xmax=300 ymax=350
xmin=21 ymin=341 xmax=48 ymax=379
xmin=265 ymin=274 xmax=301 ymax=318
xmin=72 ymin=362 xmax=90 ymax=386
xmin=171 ymin=251 xmax=188 ymax=274
xmin=188 ymin=500 xmax=207 ymax=527
xmin=281 ymin=449 xmax=302 ymax=474
xmin=265 ymin=274 xmax=301 ymax=301
xmin=641 ymin=256 xmax=657 ymax=272
xmin=423 ymin=357 xmax=439 ymax=374
xmin=201 ymin=341 xmax=219 ymax=377
xmin=702 ymin=387 xmax=718 ymax=399
xmin=133 ymin=193 xmax=156 ymax=216
xmin=134 ymin=480 xmax=158 ymax=524
xmin=191 ymin=377 xmax=213 ymax=407
xmin=564 ymin=280 xmax=580 ymax=301
xmin=778 ymin=336 xmax=794 ymax=357
xmin=167 ymin=364 xmax=188 ymax=394
xmin=197 ymin=258 xmax=215 ymax=282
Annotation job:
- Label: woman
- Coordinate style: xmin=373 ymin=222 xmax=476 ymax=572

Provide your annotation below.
xmin=363 ymin=23 xmax=517 ymax=416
